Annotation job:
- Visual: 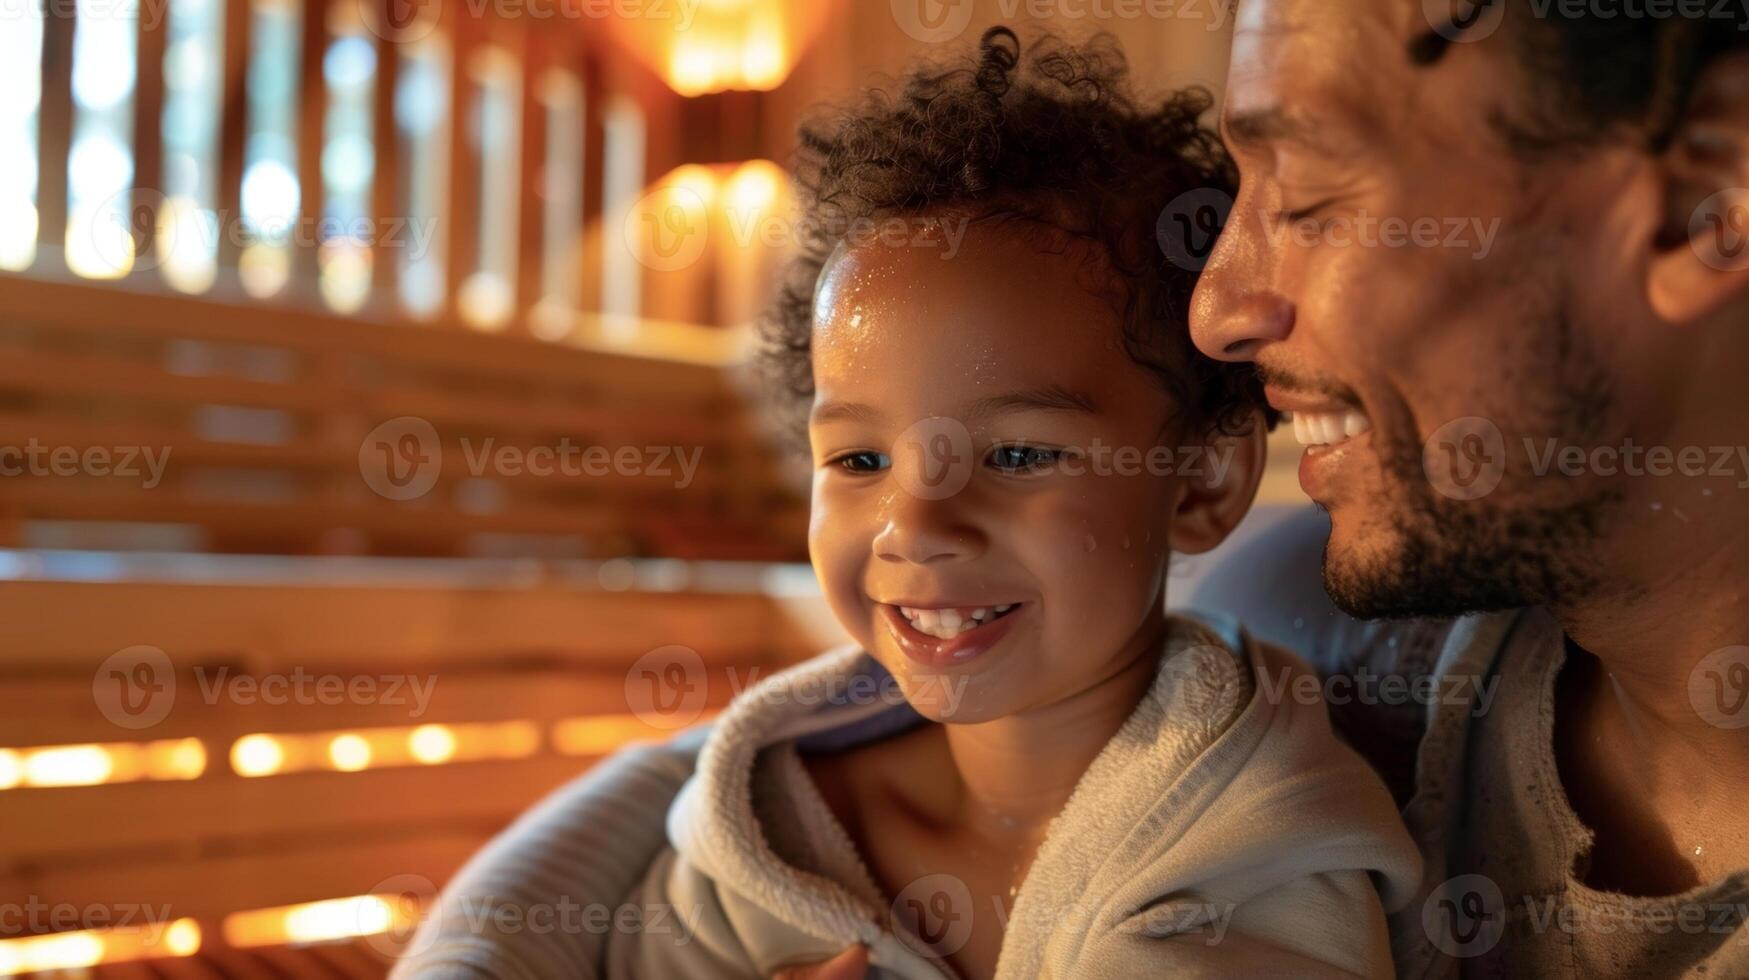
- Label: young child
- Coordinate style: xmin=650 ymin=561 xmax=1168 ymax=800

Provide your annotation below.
xmin=608 ymin=28 xmax=1418 ymax=979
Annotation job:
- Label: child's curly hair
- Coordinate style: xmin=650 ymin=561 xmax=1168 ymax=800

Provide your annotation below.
xmin=756 ymin=26 xmax=1274 ymax=454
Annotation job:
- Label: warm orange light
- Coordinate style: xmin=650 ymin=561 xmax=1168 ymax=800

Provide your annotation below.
xmin=668 ymin=38 xmax=726 ymax=98
xmin=726 ymin=160 xmax=784 ymax=215
xmin=0 ymin=918 xmax=201 ymax=976
xmin=162 ymin=920 xmax=202 ymax=957
xmin=408 ymin=724 xmax=457 ymax=764
xmin=738 ymin=20 xmax=786 ymax=90
xmin=226 ymin=721 xmax=542 ymax=777
xmin=0 ymin=738 xmax=209 ymax=790
xmin=231 ymin=733 xmax=286 ymax=777
xmin=23 ymin=745 xmax=113 ymax=787
xmin=610 ymin=0 xmax=826 ymax=97
xmin=148 ymin=737 xmax=208 ymax=781
xmin=551 ymin=711 xmax=718 ymax=757
xmin=223 ymin=895 xmax=413 ymax=948
xmin=328 ymin=733 xmax=372 ymax=772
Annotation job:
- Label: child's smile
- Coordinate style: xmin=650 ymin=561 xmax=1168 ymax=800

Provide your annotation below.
xmin=877 ymin=598 xmax=1029 ymax=666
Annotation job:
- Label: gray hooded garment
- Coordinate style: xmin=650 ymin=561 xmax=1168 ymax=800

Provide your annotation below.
xmin=606 ymin=615 xmax=1421 ymax=979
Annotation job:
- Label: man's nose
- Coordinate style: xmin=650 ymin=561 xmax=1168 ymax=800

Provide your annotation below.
xmin=872 ymin=493 xmax=984 ymax=565
xmin=1189 ymin=220 xmax=1295 ymax=362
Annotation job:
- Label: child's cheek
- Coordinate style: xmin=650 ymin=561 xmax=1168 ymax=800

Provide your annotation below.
xmin=1012 ymin=473 xmax=1174 ymax=629
xmin=807 ymin=483 xmax=878 ymax=649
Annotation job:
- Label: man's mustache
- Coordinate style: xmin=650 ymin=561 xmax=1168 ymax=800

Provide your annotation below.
xmin=1254 ymin=362 xmax=1364 ymax=410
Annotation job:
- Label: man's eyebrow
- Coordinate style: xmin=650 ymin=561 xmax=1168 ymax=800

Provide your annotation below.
xmin=1223 ymin=104 xmax=1326 ymax=154
xmin=967 ymin=385 xmax=1101 ymax=421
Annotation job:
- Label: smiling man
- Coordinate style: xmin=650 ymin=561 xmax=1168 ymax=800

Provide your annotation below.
xmin=1188 ymin=0 xmax=1749 ymax=974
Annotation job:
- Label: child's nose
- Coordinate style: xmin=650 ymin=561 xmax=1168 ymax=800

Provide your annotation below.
xmin=871 ymin=494 xmax=985 ymax=565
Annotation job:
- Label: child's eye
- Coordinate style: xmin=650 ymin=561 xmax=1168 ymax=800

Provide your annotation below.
xmin=830 ymin=451 xmax=890 ymax=474
xmin=987 ymin=444 xmax=1063 ymax=474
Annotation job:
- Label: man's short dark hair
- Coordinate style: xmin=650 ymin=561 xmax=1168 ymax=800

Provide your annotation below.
xmin=1415 ymin=1 xmax=1749 ymax=155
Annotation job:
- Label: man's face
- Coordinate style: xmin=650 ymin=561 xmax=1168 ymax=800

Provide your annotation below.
xmin=1190 ymin=0 xmax=1683 ymax=619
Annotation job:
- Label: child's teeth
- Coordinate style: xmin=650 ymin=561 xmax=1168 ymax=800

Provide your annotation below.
xmin=892 ymin=603 xmax=1024 ymax=640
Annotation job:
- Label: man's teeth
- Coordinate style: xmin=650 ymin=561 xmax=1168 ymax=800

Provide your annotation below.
xmin=1288 ymin=410 xmax=1371 ymax=447
xmin=898 ymin=604 xmax=1014 ymax=640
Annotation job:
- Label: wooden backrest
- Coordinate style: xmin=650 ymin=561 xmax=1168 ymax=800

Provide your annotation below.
xmin=0 ymin=274 xmax=809 ymax=560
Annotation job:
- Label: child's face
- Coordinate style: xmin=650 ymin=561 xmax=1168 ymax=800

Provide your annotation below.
xmin=807 ymin=223 xmax=1221 ymax=723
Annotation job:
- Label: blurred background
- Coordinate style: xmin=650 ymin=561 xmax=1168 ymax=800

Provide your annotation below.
xmin=0 ymin=0 xmax=1303 ymax=975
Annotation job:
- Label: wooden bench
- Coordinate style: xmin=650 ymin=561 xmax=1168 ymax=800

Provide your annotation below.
xmin=0 ymin=559 xmax=842 ymax=975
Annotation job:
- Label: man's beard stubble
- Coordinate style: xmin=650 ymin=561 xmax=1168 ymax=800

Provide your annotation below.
xmin=1320 ymin=305 xmax=1623 ymax=622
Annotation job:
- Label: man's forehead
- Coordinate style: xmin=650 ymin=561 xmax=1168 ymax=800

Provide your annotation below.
xmin=1234 ymin=0 xmax=1417 ymax=43
xmin=1226 ymin=0 xmax=1425 ymax=147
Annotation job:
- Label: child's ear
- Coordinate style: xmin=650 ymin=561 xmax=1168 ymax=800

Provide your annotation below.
xmin=1166 ymin=409 xmax=1268 ymax=556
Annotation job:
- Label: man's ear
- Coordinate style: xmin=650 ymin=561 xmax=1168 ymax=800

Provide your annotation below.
xmin=1167 ymin=409 xmax=1268 ymax=556
xmin=1648 ymin=49 xmax=1749 ymax=324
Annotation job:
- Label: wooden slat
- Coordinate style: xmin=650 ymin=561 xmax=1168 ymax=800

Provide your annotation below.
xmin=0 ymin=755 xmax=605 ymax=866
xmin=0 ymin=578 xmax=815 ymax=664
xmin=0 ymin=829 xmax=491 ymax=922
xmin=215 ymin=0 xmax=252 ymax=273
xmin=0 ymin=481 xmax=623 ymax=534
xmin=442 ymin=13 xmax=478 ymax=327
xmin=294 ymin=0 xmax=327 ymax=289
xmin=0 ymin=666 xmax=751 ymax=748
xmin=0 ymin=347 xmax=749 ymax=449
xmin=0 ymin=412 xmax=754 ymax=497
xmin=0 ymin=272 xmax=740 ymax=399
xmin=130 ymin=0 xmax=167 ymax=275
xmin=515 ymin=30 xmax=548 ymax=329
xmin=35 ymin=0 xmax=75 ymax=254
xmin=368 ymin=0 xmax=400 ymax=305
